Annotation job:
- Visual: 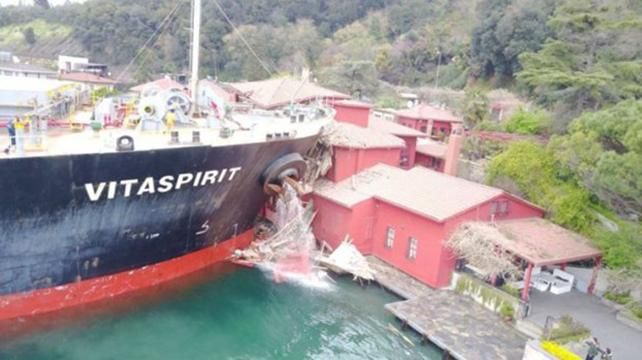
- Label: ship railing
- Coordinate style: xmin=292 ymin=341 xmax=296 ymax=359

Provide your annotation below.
xmin=5 ymin=131 xmax=50 ymax=156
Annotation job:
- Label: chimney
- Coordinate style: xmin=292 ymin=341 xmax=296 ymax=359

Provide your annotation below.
xmin=444 ymin=125 xmax=463 ymax=176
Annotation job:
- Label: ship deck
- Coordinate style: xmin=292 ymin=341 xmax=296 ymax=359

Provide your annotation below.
xmin=0 ymin=111 xmax=331 ymax=158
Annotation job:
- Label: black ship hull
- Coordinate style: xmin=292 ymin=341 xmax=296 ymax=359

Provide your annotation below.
xmin=0 ymin=135 xmax=317 ymax=303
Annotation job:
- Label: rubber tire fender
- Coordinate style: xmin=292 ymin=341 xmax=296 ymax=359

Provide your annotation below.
xmin=260 ymin=153 xmax=306 ymax=192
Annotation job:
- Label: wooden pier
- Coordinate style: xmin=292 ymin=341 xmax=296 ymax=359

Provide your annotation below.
xmin=367 ymin=257 xmax=527 ymax=360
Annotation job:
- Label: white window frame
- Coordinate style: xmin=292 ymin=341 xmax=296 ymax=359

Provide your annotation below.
xmin=385 ymin=226 xmax=395 ymax=249
xmin=408 ymin=237 xmax=418 ymax=260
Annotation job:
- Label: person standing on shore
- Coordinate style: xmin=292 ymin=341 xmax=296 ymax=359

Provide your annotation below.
xmin=585 ymin=337 xmax=601 ymax=360
xmin=13 ymin=116 xmax=25 ymax=155
xmin=4 ymin=116 xmax=18 ymax=154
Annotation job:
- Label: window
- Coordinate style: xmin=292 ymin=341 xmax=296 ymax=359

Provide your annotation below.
xmin=490 ymin=200 xmax=510 ymax=217
xmin=400 ymin=147 xmax=409 ymax=167
xmin=498 ymin=201 xmax=509 ymax=215
xmin=490 ymin=201 xmax=498 ymax=215
xmin=385 ymin=227 xmax=395 ymax=249
xmin=407 ymin=237 xmax=418 ymax=260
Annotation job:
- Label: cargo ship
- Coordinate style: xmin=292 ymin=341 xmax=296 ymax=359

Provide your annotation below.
xmin=0 ymin=0 xmax=332 ymax=323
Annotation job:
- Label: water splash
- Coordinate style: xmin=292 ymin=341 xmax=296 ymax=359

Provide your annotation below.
xmin=254 ymin=182 xmax=334 ymax=290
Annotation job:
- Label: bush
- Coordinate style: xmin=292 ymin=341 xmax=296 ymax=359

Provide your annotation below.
xmin=549 ymin=315 xmax=590 ymax=343
xmin=375 ymin=96 xmax=402 ymax=109
xmin=462 ymin=137 xmax=505 ymax=160
xmin=500 ymin=284 xmax=520 ymax=298
xmin=487 ymin=142 xmax=595 ymax=233
xmin=475 ymin=120 xmax=504 ymax=132
xmin=592 ymin=222 xmax=642 ymax=269
xmin=505 ymin=108 xmax=551 ymax=135
xmin=604 ymin=291 xmax=633 ymax=305
xmin=540 ymin=341 xmax=582 ymax=360
xmin=499 ymin=303 xmax=515 ymax=320
xmin=629 ymin=303 xmax=642 ymax=320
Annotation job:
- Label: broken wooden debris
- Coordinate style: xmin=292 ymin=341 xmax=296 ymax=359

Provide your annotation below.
xmin=317 ymin=237 xmax=376 ymax=281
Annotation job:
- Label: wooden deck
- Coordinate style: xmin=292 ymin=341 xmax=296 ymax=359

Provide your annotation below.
xmin=366 ymin=256 xmax=527 ymax=360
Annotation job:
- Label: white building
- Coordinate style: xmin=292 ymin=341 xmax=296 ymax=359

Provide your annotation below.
xmin=0 ymin=62 xmax=57 ymax=79
xmin=0 ymin=76 xmax=84 ymax=122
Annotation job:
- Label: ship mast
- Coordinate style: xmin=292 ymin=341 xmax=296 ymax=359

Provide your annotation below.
xmin=190 ymin=0 xmax=202 ymax=114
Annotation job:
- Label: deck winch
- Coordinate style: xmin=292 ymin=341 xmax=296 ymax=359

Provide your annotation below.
xmin=137 ymin=90 xmax=193 ymax=130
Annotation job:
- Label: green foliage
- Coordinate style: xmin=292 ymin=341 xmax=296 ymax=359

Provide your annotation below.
xmin=550 ymin=100 xmax=642 ymax=217
xmin=629 ymin=303 xmax=642 ymax=321
xmin=517 ymin=0 xmax=642 ymax=117
xmin=549 ymin=315 xmax=590 ymax=344
xmin=500 ymin=284 xmax=520 ymax=298
xmin=504 ymin=108 xmax=551 ymax=135
xmin=540 ymin=341 xmax=582 ymax=360
xmin=603 ymin=290 xmax=632 ymax=305
xmin=0 ymin=19 xmax=71 ymax=49
xmin=0 ymin=0 xmax=480 ymax=94
xmin=475 ymin=120 xmax=504 ymax=132
xmin=455 ymin=274 xmax=518 ymax=314
xmin=222 ymin=20 xmax=321 ymax=81
xmin=487 ymin=141 xmax=594 ymax=233
xmin=591 ymin=221 xmax=642 ymax=269
xmin=471 ymin=0 xmax=555 ymax=79
xmin=499 ymin=302 xmax=515 ymax=320
xmin=22 ymin=27 xmax=36 ymax=46
xmin=462 ymin=89 xmax=489 ymax=126
xmin=462 ymin=137 xmax=505 ymax=161
xmin=488 ymin=134 xmax=640 ymax=269
xmin=374 ymin=96 xmax=402 ymax=109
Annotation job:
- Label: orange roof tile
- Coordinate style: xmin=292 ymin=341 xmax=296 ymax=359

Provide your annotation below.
xmin=329 ymin=121 xmax=406 ymax=149
xmin=494 ymin=218 xmax=602 ymax=266
xmin=416 ymin=140 xmax=448 ymax=158
xmin=227 ymin=77 xmax=349 ymax=109
xmin=315 ymin=164 xmax=505 ymax=221
xmin=369 ymin=117 xmax=427 ymax=138
xmin=332 ymin=99 xmax=372 ymax=109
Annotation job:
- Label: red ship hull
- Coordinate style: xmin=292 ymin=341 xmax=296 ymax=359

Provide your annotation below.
xmin=0 ymin=230 xmax=253 ymax=336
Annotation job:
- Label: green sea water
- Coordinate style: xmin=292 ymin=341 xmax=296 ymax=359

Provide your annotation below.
xmin=0 ymin=267 xmax=442 ymax=359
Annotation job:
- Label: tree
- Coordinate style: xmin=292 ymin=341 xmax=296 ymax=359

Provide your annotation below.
xmin=517 ymin=0 xmax=642 ymax=118
xmin=471 ymin=0 xmax=554 ymax=79
xmin=487 ymin=141 xmax=595 ymax=233
xmin=34 ymin=0 xmax=50 ymax=10
xmin=462 ymin=89 xmax=489 ymax=127
xmin=318 ymin=60 xmax=378 ymax=98
xmin=23 ymin=27 xmax=36 ymax=46
xmin=447 ymin=222 xmax=522 ymax=279
xmin=548 ymin=100 xmax=642 ymax=218
xmin=504 ymin=108 xmax=551 ymax=135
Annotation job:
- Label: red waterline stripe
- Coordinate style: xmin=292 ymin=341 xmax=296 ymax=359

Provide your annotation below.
xmin=0 ymin=230 xmax=253 ymax=323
